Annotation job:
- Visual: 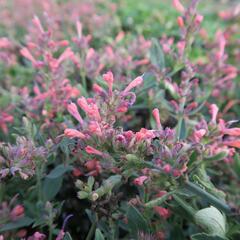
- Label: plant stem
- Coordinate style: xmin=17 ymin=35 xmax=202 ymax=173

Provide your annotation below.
xmin=86 ymin=222 xmax=96 ymax=240
xmin=173 ymin=193 xmax=196 ymax=217
xmin=185 ymin=181 xmax=232 ymax=214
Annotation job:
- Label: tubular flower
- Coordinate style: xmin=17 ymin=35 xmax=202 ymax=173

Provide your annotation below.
xmin=67 ymin=102 xmax=83 ymax=125
xmin=32 ymin=15 xmax=45 ymax=34
xmin=154 ymin=206 xmax=171 ymax=219
xmin=172 ymin=0 xmax=185 ymax=13
xmin=209 ymin=104 xmax=219 ymax=124
xmin=85 ymin=146 xmax=103 ymax=156
xmin=64 ymin=129 xmax=85 ymax=139
xmin=133 ymin=176 xmax=148 ymax=186
xmin=135 ymin=128 xmax=155 ymax=142
xmin=193 ymin=129 xmax=206 ymax=142
xmin=219 ymin=119 xmax=240 ymax=136
xmin=20 ymin=48 xmax=38 ymax=66
xmin=123 ymin=76 xmax=143 ymax=93
xmin=152 ymin=108 xmax=162 ymax=130
xmin=77 ymin=97 xmax=101 ymax=121
xmin=103 ymin=71 xmax=114 ymax=95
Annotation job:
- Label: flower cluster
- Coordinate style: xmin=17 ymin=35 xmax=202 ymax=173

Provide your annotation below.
xmin=0 ymin=0 xmax=239 ymax=239
xmin=0 ymin=136 xmax=46 ymax=179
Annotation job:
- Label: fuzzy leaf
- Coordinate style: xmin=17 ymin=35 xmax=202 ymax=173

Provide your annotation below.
xmin=95 ymin=228 xmax=105 ymax=240
xmin=194 ymin=206 xmax=226 ymax=237
xmin=0 ymin=217 xmax=33 ymax=233
xmin=46 ymin=164 xmax=73 ymax=179
xmin=126 ymin=205 xmax=149 ymax=235
xmin=77 ymin=191 xmax=89 ymax=199
xmin=204 ymin=152 xmax=228 ymax=162
xmin=150 ymin=38 xmax=165 ymax=70
xmin=145 ymin=192 xmax=172 ymax=208
xmin=43 ymin=176 xmax=63 ymax=200
xmin=233 ymin=153 xmax=240 ymax=177
xmin=177 ymin=118 xmax=187 ymax=140
xmin=191 ymin=233 xmax=228 ymax=240
xmin=63 ymin=232 xmax=73 ymax=240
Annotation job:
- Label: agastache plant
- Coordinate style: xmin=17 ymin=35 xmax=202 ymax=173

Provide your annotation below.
xmin=19 ymin=16 xmax=80 ymax=125
xmin=61 ymin=69 xmax=238 ymax=238
xmin=0 ymin=0 xmax=239 ymax=239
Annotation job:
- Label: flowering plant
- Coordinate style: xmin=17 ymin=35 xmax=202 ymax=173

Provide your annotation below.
xmin=0 ymin=0 xmax=240 ymax=239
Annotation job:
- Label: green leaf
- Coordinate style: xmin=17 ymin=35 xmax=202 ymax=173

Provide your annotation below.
xmin=204 ymin=152 xmax=228 ymax=162
xmin=178 ymin=118 xmax=187 ymax=140
xmin=145 ymin=192 xmax=173 ymax=208
xmin=233 ymin=153 xmax=240 ymax=176
xmin=126 ymin=205 xmax=149 ymax=235
xmin=77 ymin=191 xmax=89 ymax=199
xmin=0 ymin=217 xmax=33 ymax=233
xmin=88 ymin=176 xmax=95 ymax=190
xmin=185 ymin=182 xmax=231 ymax=214
xmin=63 ymin=232 xmax=73 ymax=240
xmin=150 ymin=38 xmax=165 ymax=70
xmin=169 ymin=225 xmax=185 ymax=240
xmin=194 ymin=206 xmax=226 ymax=237
xmin=46 ymin=164 xmax=73 ymax=179
xmin=95 ymin=228 xmax=105 ymax=240
xmin=173 ymin=194 xmax=196 ymax=217
xmin=43 ymin=176 xmax=63 ymax=200
xmin=191 ymin=233 xmax=228 ymax=240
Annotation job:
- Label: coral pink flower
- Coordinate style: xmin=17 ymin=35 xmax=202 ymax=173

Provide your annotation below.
xmin=215 ymin=31 xmax=226 ymax=60
xmin=0 ymin=38 xmax=11 ymax=48
xmin=154 ymin=206 xmax=171 ymax=219
xmin=11 ymin=205 xmax=24 ymax=219
xmin=103 ymin=71 xmax=114 ymax=95
xmin=88 ymin=121 xmax=102 ymax=136
xmin=219 ymin=119 xmax=240 ymax=136
xmin=156 ymin=190 xmax=167 ymax=198
xmin=185 ymin=102 xmax=198 ymax=113
xmin=172 ymin=0 xmax=185 ymax=13
xmin=16 ymin=229 xmax=27 ymax=238
xmin=20 ymin=48 xmax=37 ymax=66
xmin=86 ymin=48 xmax=95 ymax=61
xmin=194 ymin=14 xmax=204 ymax=25
xmin=93 ymin=83 xmax=104 ymax=94
xmin=133 ymin=176 xmax=148 ymax=186
xmin=209 ymin=104 xmax=219 ymax=124
xmin=0 ymin=112 xmax=14 ymax=134
xmin=173 ymin=169 xmax=181 ymax=177
xmin=224 ymin=140 xmax=240 ymax=149
xmin=115 ymin=31 xmax=125 ymax=42
xmin=77 ymin=97 xmax=101 ymax=121
xmin=177 ymin=16 xmax=184 ymax=28
xmin=32 ymin=15 xmax=45 ymax=34
xmin=136 ymin=128 xmax=155 ymax=142
xmin=193 ymin=129 xmax=206 ymax=142
xmin=28 ymin=232 xmax=46 ymax=240
xmin=76 ymin=20 xmax=82 ymax=39
xmin=64 ymin=129 xmax=85 ymax=139
xmin=67 ymin=102 xmax=83 ymax=125
xmin=134 ymin=58 xmax=149 ymax=66
xmin=85 ymin=159 xmax=102 ymax=176
xmin=56 ymin=229 xmax=65 ymax=240
xmin=72 ymin=168 xmax=83 ymax=177
xmin=152 ymin=108 xmax=162 ymax=130
xmin=56 ymin=47 xmax=74 ymax=68
xmin=123 ymin=76 xmax=143 ymax=93
xmin=163 ymin=164 xmax=172 ymax=173
xmin=85 ymin=146 xmax=103 ymax=156
xmin=123 ymin=131 xmax=134 ymax=141
xmin=177 ymin=41 xmax=185 ymax=56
